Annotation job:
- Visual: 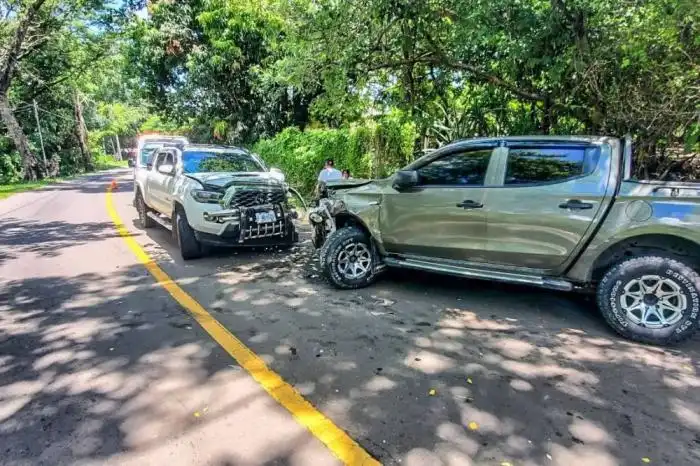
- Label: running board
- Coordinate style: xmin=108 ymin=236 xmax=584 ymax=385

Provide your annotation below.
xmin=383 ymin=257 xmax=573 ymax=291
xmin=147 ymin=211 xmax=173 ymax=231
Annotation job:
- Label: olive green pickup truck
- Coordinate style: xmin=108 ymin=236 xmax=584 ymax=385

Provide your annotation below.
xmin=309 ymin=136 xmax=700 ymax=346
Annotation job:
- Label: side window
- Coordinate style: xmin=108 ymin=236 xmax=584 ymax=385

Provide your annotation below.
xmin=505 ymin=146 xmax=600 ymax=185
xmin=155 ymin=151 xmax=174 ymax=169
xmin=417 ymin=149 xmax=493 ymax=186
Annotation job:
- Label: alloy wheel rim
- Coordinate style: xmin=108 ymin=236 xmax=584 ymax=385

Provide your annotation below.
xmin=621 ymin=275 xmax=686 ymax=328
xmin=337 ymin=242 xmax=372 ymax=280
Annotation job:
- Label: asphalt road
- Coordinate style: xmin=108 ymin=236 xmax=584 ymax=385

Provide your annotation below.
xmin=2 ymin=170 xmax=700 ymax=466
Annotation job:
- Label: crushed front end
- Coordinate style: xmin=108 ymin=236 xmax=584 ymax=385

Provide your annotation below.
xmin=198 ymin=182 xmax=298 ymax=247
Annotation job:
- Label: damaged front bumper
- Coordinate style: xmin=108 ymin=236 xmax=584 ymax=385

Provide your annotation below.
xmin=198 ymin=204 xmax=298 ymax=247
xmin=308 ymin=199 xmax=347 ymax=248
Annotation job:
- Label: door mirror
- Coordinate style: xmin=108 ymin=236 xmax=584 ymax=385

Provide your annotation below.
xmin=158 ymin=164 xmax=174 ymax=175
xmin=392 ymin=170 xmax=418 ymax=191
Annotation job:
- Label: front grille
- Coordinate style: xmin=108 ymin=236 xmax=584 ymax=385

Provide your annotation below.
xmin=230 ymin=188 xmax=286 ymax=207
xmin=243 ymin=220 xmax=286 ymax=239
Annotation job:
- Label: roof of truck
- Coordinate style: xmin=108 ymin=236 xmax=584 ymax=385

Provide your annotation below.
xmin=181 ymin=144 xmax=249 ymax=152
xmin=452 ymin=135 xmax=612 ymax=145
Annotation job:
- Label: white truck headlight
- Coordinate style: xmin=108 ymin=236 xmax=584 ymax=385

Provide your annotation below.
xmin=191 ymin=189 xmax=223 ymax=204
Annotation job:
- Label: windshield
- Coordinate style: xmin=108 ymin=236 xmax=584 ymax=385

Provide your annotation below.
xmin=182 ymin=150 xmax=264 ymax=174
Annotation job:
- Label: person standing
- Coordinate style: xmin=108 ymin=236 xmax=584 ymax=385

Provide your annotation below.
xmin=315 ymin=158 xmax=342 ymax=200
xmin=318 ymin=158 xmax=342 ymax=183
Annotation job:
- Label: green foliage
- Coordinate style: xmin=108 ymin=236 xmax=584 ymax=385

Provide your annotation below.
xmin=254 ymin=118 xmax=418 ymax=195
xmin=93 ymin=151 xmax=128 ymax=170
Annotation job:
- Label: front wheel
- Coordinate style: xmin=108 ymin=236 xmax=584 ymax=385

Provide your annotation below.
xmin=597 ymin=255 xmax=700 ymax=345
xmin=136 ymin=191 xmax=155 ymax=229
xmin=319 ymin=226 xmax=381 ymax=289
xmin=175 ymin=209 xmax=203 ymax=260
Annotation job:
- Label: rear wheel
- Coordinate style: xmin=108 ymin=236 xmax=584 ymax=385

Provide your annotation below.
xmin=597 ymin=255 xmax=700 ymax=345
xmin=175 ymin=209 xmax=203 ymax=260
xmin=320 ymin=226 xmax=380 ymax=289
xmin=136 ymin=191 xmax=155 ymax=229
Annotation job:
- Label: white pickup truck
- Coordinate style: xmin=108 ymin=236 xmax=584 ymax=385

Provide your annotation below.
xmin=133 ymin=144 xmax=298 ymax=259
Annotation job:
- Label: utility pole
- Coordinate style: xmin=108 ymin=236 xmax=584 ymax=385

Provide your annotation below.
xmin=32 ymin=99 xmax=47 ymax=164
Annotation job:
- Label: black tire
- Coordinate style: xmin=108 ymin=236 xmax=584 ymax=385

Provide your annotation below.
xmin=136 ymin=190 xmax=155 ymax=229
xmin=175 ymin=209 xmax=203 ymax=260
xmin=319 ymin=226 xmax=381 ymax=289
xmin=597 ymin=255 xmax=700 ymax=345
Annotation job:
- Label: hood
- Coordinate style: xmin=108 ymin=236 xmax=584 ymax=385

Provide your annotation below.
xmin=186 ymin=172 xmax=284 ymax=191
xmin=325 ymin=178 xmax=373 ymax=190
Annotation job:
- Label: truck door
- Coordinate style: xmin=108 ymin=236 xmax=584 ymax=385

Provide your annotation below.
xmin=148 ymin=150 xmax=176 ymax=214
xmin=381 ymin=145 xmax=498 ymax=262
xmin=483 ymin=142 xmax=614 ymax=271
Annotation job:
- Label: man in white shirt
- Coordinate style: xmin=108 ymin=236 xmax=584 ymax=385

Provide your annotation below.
xmin=317 ymin=158 xmax=342 ymax=183
xmin=315 ymin=158 xmax=342 ymax=200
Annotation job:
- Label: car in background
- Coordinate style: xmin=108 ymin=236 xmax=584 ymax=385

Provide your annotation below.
xmin=133 ymin=144 xmax=298 ymax=259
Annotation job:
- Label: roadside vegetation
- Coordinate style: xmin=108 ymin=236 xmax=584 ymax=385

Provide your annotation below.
xmin=1 ymin=0 xmax=698 ymax=195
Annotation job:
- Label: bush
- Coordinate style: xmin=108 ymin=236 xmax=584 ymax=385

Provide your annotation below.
xmin=0 ymin=150 xmax=23 ymax=184
xmin=253 ymin=118 xmax=417 ymax=196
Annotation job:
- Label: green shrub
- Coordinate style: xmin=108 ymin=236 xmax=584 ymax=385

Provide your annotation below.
xmin=0 ymin=150 xmax=23 ymax=184
xmin=253 ymin=118 xmax=418 ymax=196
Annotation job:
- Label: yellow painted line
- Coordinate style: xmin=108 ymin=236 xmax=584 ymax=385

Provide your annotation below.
xmin=106 ymin=183 xmax=379 ymax=466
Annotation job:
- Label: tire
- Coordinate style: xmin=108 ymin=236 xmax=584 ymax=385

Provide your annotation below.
xmin=597 ymin=255 xmax=700 ymax=345
xmin=136 ymin=190 xmax=155 ymax=229
xmin=175 ymin=209 xmax=203 ymax=260
xmin=319 ymin=226 xmax=381 ymax=289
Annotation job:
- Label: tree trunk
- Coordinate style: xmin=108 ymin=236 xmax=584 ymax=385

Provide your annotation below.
xmin=73 ymin=91 xmax=93 ymax=170
xmin=0 ymin=93 xmax=43 ymax=180
xmin=113 ymin=135 xmax=122 ymax=161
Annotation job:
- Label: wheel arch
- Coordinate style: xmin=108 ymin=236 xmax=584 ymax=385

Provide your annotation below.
xmin=590 ymin=234 xmax=700 ymax=282
xmin=334 ymin=212 xmax=385 ymax=254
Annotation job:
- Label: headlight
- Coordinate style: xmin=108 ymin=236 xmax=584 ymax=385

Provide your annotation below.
xmin=191 ymin=189 xmax=223 ymax=204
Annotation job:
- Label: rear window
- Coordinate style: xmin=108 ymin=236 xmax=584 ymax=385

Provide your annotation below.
xmin=505 ymin=145 xmax=600 ymax=185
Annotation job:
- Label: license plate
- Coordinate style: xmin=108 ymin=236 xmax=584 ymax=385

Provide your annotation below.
xmin=255 ymin=211 xmax=276 ymax=223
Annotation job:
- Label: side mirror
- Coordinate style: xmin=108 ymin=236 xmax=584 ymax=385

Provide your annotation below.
xmin=392 ymin=170 xmax=418 ymax=191
xmin=158 ymin=164 xmax=174 ymax=175
xmin=269 ymin=167 xmax=285 ymax=182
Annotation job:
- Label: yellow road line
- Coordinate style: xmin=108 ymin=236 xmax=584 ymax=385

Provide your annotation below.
xmin=106 ymin=183 xmax=379 ymax=466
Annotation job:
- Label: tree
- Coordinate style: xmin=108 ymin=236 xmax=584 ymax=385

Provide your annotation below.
xmin=0 ymin=0 xmax=129 ymax=179
xmin=0 ymin=0 xmax=48 ymax=179
xmin=127 ymin=0 xmax=316 ymax=144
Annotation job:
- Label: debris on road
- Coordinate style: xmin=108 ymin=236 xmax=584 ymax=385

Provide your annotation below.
xmin=428 ymin=389 xmax=437 ymax=396
xmin=467 ymin=421 xmax=479 ymax=431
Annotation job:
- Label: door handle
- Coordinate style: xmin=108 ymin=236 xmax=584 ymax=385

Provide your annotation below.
xmin=559 ymin=199 xmax=593 ymax=210
xmin=456 ymin=200 xmax=483 ymax=209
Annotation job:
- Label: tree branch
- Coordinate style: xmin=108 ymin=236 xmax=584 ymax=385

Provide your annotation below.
xmin=0 ymin=0 xmax=48 ymax=93
xmin=365 ymin=55 xmax=546 ymax=103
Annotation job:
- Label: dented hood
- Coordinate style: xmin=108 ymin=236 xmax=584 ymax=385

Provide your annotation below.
xmin=325 ymin=178 xmax=373 ymax=190
xmin=186 ymin=172 xmax=284 ymax=191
